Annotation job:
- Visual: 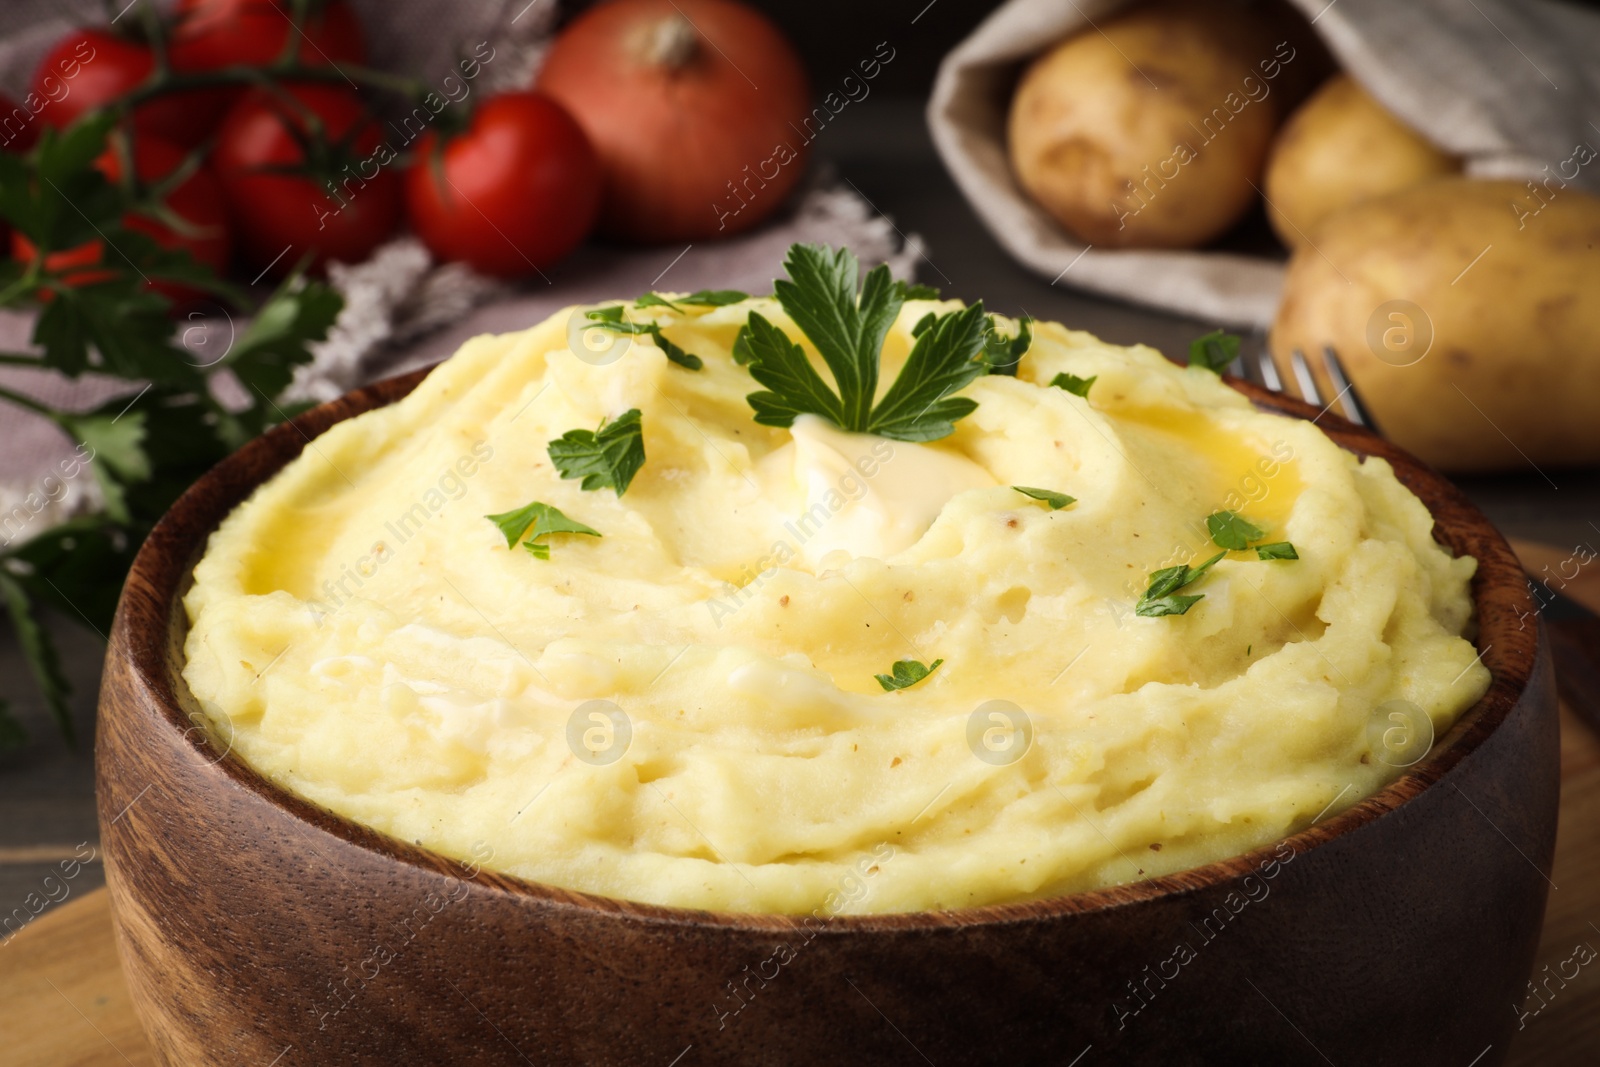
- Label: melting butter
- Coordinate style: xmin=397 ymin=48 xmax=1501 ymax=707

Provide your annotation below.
xmin=760 ymin=414 xmax=995 ymax=567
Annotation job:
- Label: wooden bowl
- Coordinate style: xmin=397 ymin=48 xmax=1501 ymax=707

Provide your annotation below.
xmin=97 ymin=370 xmax=1558 ymax=1066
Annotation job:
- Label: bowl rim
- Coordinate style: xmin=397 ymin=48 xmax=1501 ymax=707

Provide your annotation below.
xmin=109 ymin=363 xmax=1540 ymax=933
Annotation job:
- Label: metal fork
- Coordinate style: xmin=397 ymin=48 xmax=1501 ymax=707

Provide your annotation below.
xmin=1232 ymin=345 xmax=1380 ymax=434
xmin=1232 ymin=343 xmax=1600 ymax=741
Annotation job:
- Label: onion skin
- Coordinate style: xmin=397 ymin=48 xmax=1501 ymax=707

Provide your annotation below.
xmin=536 ymin=0 xmax=812 ymax=243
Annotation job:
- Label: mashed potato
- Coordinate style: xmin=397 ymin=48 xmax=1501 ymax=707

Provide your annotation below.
xmin=182 ymin=296 xmax=1488 ymax=914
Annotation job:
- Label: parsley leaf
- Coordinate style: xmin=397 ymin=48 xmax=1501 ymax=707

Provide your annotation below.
xmin=4 ymin=516 xmax=139 ymax=637
xmin=0 ymin=116 xmax=122 ymax=251
xmin=1206 ymin=510 xmax=1266 ymax=551
xmin=0 ymin=572 xmax=74 ymax=745
xmin=1204 ymin=510 xmax=1298 ymax=562
xmin=1188 ymin=329 xmax=1241 ymax=374
xmin=34 ymin=277 xmax=188 ymax=383
xmin=583 ymin=306 xmax=703 ymax=370
xmin=774 ymin=243 xmax=899 ymax=430
xmin=895 ymin=281 xmax=941 ymax=300
xmin=982 ymin=315 xmax=1033 ymax=376
xmin=635 ymin=289 xmax=748 ymax=310
xmin=0 ymin=127 xmax=340 ymax=751
xmin=1138 ymin=592 xmax=1205 ymax=618
xmin=486 ymin=501 xmax=547 ymax=547
xmin=1136 ymin=551 xmax=1225 ymax=618
xmin=1050 ymin=372 xmax=1097 ymax=398
xmin=56 ymin=410 xmax=151 ymax=523
xmin=484 ymin=501 xmax=600 ymax=559
xmin=866 ymin=303 xmax=990 ymax=441
xmin=548 ymin=409 xmax=646 ymax=496
xmin=743 ymin=313 xmax=845 ymax=426
xmin=522 ymin=507 xmax=600 ymax=555
xmin=224 ymin=275 xmax=344 ymax=407
xmin=875 ymin=657 xmax=943 ymax=691
xmin=742 ymin=244 xmax=989 ymax=442
xmin=1013 ymin=486 xmax=1075 ymax=510
xmin=731 ymin=324 xmax=759 ymax=366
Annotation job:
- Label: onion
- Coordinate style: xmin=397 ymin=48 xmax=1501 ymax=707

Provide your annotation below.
xmin=536 ymin=0 xmax=811 ymax=243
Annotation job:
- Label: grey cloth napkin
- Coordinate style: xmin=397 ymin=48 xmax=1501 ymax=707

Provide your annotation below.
xmin=927 ymin=0 xmax=1600 ymax=329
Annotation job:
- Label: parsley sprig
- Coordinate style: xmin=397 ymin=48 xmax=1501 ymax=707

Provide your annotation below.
xmin=1189 ymin=330 xmax=1241 ymax=374
xmin=583 ymin=306 xmax=703 ymax=370
xmin=1136 ymin=551 xmax=1226 ymax=618
xmin=740 ymin=244 xmax=991 ymax=443
xmin=875 ymin=657 xmax=943 ymax=691
xmin=1051 ymin=372 xmax=1096 ymax=398
xmin=1013 ymin=486 xmax=1075 ymax=510
xmin=549 ymin=409 xmax=646 ymax=496
xmin=0 ymin=118 xmax=340 ymax=750
xmin=980 ymin=316 xmax=1033 ymax=376
xmin=1206 ymin=509 xmax=1297 ymax=560
xmin=1137 ymin=511 xmax=1301 ymax=620
xmin=919 ymin=311 xmax=1032 ymax=376
xmin=635 ymin=289 xmax=748 ymax=310
xmin=485 ymin=501 xmax=600 ymax=559
xmin=1206 ymin=510 xmax=1265 ymax=550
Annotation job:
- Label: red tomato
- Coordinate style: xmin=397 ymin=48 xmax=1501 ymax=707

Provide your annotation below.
xmin=404 ymin=92 xmax=600 ymax=278
xmin=0 ymin=91 xmax=39 ymax=154
xmin=30 ymin=29 xmax=211 ymax=148
xmin=168 ymin=0 xmax=368 ymax=137
xmin=170 ymin=0 xmax=366 ymax=71
xmin=11 ymin=135 xmax=231 ymax=303
xmin=212 ymin=83 xmax=401 ymax=274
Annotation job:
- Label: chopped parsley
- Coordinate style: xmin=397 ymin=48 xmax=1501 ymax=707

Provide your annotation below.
xmin=981 ymin=316 xmax=1033 ymax=376
xmin=634 ymin=289 xmax=749 ymax=310
xmin=548 ymin=408 xmax=646 ymax=496
xmin=484 ymin=501 xmax=600 ymax=559
xmin=1013 ymin=486 xmax=1075 ymax=510
xmin=583 ymin=305 xmax=702 ymax=370
xmin=739 ymin=244 xmax=990 ymax=442
xmin=875 ymin=657 xmax=944 ymax=691
xmin=896 ymin=281 xmax=941 ymax=300
xmin=1206 ymin=510 xmax=1266 ymax=551
xmin=1050 ymin=372 xmax=1097 ymax=398
xmin=1188 ymin=329 xmax=1241 ymax=374
xmin=1136 ymin=551 xmax=1225 ymax=618
xmin=1206 ymin=509 xmax=1297 ymax=560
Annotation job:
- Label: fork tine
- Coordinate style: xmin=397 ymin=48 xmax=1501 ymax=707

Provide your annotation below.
xmin=1319 ymin=346 xmax=1379 ymax=431
xmin=1257 ymin=350 xmax=1284 ymax=393
xmin=1237 ymin=346 xmax=1264 ymax=387
xmin=1289 ymin=348 xmax=1323 ymax=406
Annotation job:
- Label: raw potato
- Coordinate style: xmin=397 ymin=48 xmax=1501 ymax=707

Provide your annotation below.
xmin=1264 ymin=75 xmax=1458 ymax=249
xmin=1007 ymin=0 xmax=1306 ymax=249
xmin=1270 ymin=178 xmax=1600 ymax=473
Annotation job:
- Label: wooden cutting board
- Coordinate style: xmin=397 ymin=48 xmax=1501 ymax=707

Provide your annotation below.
xmin=4 ymin=542 xmax=1599 ymax=1066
